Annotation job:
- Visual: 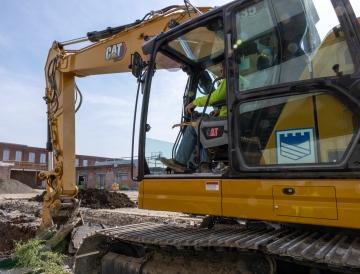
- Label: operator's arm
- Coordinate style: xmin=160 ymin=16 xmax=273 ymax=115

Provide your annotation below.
xmin=192 ymin=80 xmax=226 ymax=107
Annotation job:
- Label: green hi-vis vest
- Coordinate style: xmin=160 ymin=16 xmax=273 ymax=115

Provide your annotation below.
xmin=192 ymin=80 xmax=227 ymax=117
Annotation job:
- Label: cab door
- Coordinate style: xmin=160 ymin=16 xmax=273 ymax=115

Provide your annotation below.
xmin=137 ymin=13 xmax=226 ymax=215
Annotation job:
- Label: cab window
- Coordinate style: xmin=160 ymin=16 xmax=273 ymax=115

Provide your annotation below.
xmin=238 ymin=92 xmax=358 ymax=166
xmin=234 ymin=0 xmax=355 ymax=92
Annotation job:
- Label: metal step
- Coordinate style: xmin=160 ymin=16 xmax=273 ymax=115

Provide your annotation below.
xmin=96 ymin=222 xmax=360 ymax=271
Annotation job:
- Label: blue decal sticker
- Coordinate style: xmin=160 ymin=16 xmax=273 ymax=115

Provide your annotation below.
xmin=276 ymin=128 xmax=316 ymax=164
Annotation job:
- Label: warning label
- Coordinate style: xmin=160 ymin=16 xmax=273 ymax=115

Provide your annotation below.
xmin=205 ymin=181 xmax=220 ymax=191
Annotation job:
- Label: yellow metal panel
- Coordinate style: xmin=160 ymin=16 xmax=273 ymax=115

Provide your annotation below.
xmin=309 ymin=31 xmax=354 ymax=78
xmin=138 ymin=181 xmax=144 ymax=209
xmin=141 ymin=178 xmax=222 ymax=215
xmin=222 ymin=179 xmax=360 ymax=229
xmin=58 ymin=72 xmax=76 ymax=195
xmin=316 ymin=94 xmax=354 ymax=163
xmin=272 ymin=186 xmax=337 ymax=220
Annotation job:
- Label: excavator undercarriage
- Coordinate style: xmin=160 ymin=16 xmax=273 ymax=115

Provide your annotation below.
xmin=75 ymin=222 xmax=360 ymax=274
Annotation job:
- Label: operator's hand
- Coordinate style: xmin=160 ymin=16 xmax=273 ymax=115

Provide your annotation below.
xmin=185 ymin=102 xmax=195 ymax=115
xmin=210 ymin=109 xmax=220 ymax=117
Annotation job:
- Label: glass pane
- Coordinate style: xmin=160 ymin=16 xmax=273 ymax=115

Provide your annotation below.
xmin=349 ymin=0 xmax=360 ymax=17
xmin=168 ymin=18 xmax=224 ymax=63
xmin=194 ymin=63 xmax=225 ymax=116
xmin=96 ymin=174 xmax=105 ymax=190
xmin=28 ymin=152 xmax=35 ymax=163
xmin=2 ymin=150 xmax=9 ymax=161
xmin=234 ymin=0 xmax=354 ymax=92
xmin=145 ymin=54 xmax=187 ymax=175
xmin=15 ymin=151 xmax=22 ymax=162
xmin=238 ymin=92 xmax=358 ymax=166
xmin=40 ymin=153 xmax=46 ymax=164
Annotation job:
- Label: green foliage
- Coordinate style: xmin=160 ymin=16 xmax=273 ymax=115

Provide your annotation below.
xmin=14 ymin=239 xmax=67 ymax=274
xmin=120 ymin=184 xmax=129 ymax=190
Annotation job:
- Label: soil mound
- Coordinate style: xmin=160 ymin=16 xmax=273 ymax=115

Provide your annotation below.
xmin=29 ymin=191 xmax=46 ymax=202
xmin=0 ymin=179 xmax=36 ymax=194
xmin=29 ymin=189 xmax=135 ymax=209
xmin=0 ymin=223 xmax=37 ymax=255
xmin=78 ymin=189 xmax=135 ymax=209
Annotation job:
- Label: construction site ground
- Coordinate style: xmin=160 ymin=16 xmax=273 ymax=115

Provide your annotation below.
xmin=0 ymin=189 xmax=201 ymax=263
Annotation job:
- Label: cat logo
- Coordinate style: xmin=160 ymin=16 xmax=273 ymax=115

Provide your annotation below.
xmin=105 ymin=43 xmax=126 ymax=61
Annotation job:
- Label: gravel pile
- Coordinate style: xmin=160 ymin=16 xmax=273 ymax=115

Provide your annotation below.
xmin=0 ymin=179 xmax=36 ymax=194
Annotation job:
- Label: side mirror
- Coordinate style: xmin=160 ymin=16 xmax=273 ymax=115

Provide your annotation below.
xmin=130 ymin=52 xmax=144 ymax=78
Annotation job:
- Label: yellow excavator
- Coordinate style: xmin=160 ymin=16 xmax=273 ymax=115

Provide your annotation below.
xmin=40 ymin=2 xmax=210 ymax=228
xmin=42 ymin=0 xmax=360 ymax=273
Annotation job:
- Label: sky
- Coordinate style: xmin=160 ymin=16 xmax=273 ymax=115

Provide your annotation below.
xmin=0 ymin=0 xmax=359 ymax=158
xmin=0 ymin=0 xmax=229 ymax=158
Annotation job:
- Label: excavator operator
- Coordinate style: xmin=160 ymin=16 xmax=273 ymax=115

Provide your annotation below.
xmin=161 ymin=62 xmax=226 ymax=173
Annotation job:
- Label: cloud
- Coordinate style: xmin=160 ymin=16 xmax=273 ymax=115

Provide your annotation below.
xmin=0 ymin=67 xmax=46 ymax=147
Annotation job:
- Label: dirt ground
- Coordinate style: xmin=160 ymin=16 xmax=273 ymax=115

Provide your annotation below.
xmin=0 ymin=190 xmax=201 ymax=257
xmin=0 ymin=186 xmax=204 ymax=274
xmin=0 ymin=199 xmax=41 ymax=256
xmin=30 ymin=189 xmax=136 ymax=208
xmin=77 ymin=188 xmax=135 ymax=208
xmin=0 ymin=190 xmax=341 ymax=274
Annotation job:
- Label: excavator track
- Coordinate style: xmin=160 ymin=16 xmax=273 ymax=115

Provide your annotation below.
xmin=75 ymin=222 xmax=360 ymax=274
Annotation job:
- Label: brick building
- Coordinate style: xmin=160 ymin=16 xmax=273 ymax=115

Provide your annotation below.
xmin=0 ymin=142 xmax=134 ymax=188
xmin=76 ymin=159 xmax=138 ymax=190
xmin=0 ymin=142 xmax=48 ymax=188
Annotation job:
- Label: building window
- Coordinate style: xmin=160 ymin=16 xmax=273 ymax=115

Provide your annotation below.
xmin=40 ymin=153 xmax=46 ymax=164
xmin=96 ymin=174 xmax=106 ymax=190
xmin=78 ymin=175 xmax=87 ymax=189
xmin=116 ymin=172 xmax=128 ymax=183
xmin=15 ymin=151 xmax=22 ymax=162
xmin=2 ymin=149 xmax=9 ymax=161
xmin=83 ymin=160 xmax=88 ymax=167
xmin=75 ymin=158 xmax=79 ymax=167
xmin=28 ymin=152 xmax=35 ymax=163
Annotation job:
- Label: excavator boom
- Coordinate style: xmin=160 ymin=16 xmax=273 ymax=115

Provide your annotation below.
xmin=40 ymin=4 xmax=210 ymax=228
